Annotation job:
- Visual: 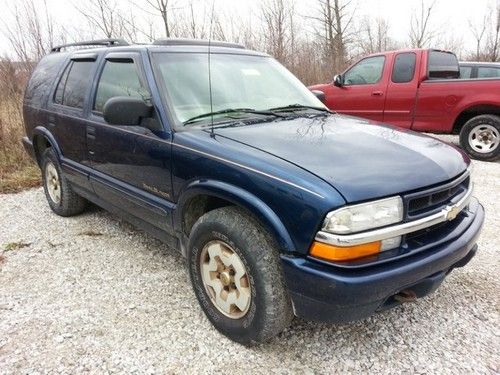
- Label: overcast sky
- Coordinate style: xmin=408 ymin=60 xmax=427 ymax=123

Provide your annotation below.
xmin=0 ymin=0 xmax=498 ymax=56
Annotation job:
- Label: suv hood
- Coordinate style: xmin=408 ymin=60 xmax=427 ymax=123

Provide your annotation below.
xmin=213 ymin=114 xmax=469 ymax=202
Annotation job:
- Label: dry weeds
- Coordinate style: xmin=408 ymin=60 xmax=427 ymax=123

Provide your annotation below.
xmin=0 ymin=95 xmax=41 ymax=194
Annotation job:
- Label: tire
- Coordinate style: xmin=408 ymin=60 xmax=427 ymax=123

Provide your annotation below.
xmin=41 ymin=148 xmax=86 ymax=216
xmin=187 ymin=206 xmax=293 ymax=345
xmin=459 ymin=115 xmax=500 ymax=161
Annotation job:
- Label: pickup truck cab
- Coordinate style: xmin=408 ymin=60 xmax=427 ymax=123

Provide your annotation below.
xmin=22 ymin=39 xmax=484 ymax=345
xmin=309 ymin=49 xmax=500 ymax=161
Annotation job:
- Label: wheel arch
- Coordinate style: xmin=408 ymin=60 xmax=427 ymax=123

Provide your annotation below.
xmin=32 ymin=126 xmax=62 ymax=166
xmin=452 ymin=104 xmax=500 ymax=135
xmin=174 ymin=180 xmax=296 ymax=254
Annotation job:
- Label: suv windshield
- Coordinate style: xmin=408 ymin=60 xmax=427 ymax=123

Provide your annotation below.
xmin=152 ymin=52 xmax=324 ymax=127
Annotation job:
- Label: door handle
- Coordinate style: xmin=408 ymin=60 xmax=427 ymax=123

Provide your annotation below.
xmin=86 ymin=126 xmax=96 ymax=141
xmin=48 ymin=114 xmax=56 ymax=127
xmin=371 ymin=91 xmax=384 ymax=96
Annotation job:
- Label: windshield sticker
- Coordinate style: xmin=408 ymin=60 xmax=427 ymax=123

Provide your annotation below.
xmin=241 ymin=68 xmax=261 ymax=76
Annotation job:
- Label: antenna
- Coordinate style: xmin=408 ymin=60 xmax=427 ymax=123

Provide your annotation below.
xmin=208 ymin=0 xmax=216 ymax=138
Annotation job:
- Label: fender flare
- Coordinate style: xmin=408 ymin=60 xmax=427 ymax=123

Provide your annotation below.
xmin=452 ymin=102 xmax=500 ymax=133
xmin=174 ymin=179 xmax=296 ymax=253
xmin=32 ymin=126 xmax=62 ymax=162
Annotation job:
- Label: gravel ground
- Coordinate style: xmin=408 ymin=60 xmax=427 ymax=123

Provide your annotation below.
xmin=0 ymin=135 xmax=499 ymax=374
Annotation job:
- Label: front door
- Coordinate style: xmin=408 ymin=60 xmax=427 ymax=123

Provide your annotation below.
xmin=325 ymin=55 xmax=388 ymax=122
xmin=86 ymin=51 xmax=175 ymax=235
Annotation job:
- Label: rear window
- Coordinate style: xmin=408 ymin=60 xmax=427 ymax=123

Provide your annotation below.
xmin=53 ymin=61 xmax=94 ymax=108
xmin=392 ymin=53 xmax=416 ymax=83
xmin=428 ymin=51 xmax=459 ymax=79
xmin=477 ymin=66 xmax=500 ymax=78
xmin=25 ymin=54 xmax=66 ymax=107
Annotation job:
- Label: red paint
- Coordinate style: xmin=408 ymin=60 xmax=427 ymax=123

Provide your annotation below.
xmin=309 ymin=49 xmax=500 ymax=134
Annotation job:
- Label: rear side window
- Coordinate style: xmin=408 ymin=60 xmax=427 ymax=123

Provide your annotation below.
xmin=53 ymin=61 xmax=94 ymax=108
xmin=428 ymin=51 xmax=459 ymax=79
xmin=391 ymin=53 xmax=416 ymax=83
xmin=94 ymin=60 xmax=149 ymax=113
xmin=25 ymin=54 xmax=66 ymax=107
xmin=459 ymin=66 xmax=472 ymax=79
xmin=477 ymin=67 xmax=500 ymax=78
xmin=54 ymin=63 xmax=70 ymax=104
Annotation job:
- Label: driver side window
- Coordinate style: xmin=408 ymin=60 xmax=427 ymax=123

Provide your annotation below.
xmin=344 ymin=56 xmax=385 ymax=85
xmin=94 ymin=59 xmax=149 ymax=113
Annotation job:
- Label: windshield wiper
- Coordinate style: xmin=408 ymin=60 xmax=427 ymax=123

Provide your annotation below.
xmin=268 ymin=104 xmax=332 ymax=113
xmin=184 ymin=108 xmax=284 ymax=125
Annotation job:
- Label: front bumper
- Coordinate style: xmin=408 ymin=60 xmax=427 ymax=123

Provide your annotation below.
xmin=281 ymin=197 xmax=484 ymax=323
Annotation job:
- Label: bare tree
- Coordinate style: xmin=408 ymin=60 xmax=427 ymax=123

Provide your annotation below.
xmin=465 ymin=4 xmax=500 ymax=62
xmin=486 ymin=5 xmax=500 ymax=61
xmin=73 ymin=0 xmax=122 ymax=38
xmin=358 ymin=16 xmax=395 ymax=54
xmin=409 ymin=0 xmax=436 ymax=48
xmin=260 ymin=0 xmax=295 ymax=63
xmin=1 ymin=0 xmax=61 ymax=73
xmin=469 ymin=15 xmax=488 ymax=60
xmin=309 ymin=0 xmax=355 ymax=76
xmin=438 ymin=34 xmax=463 ymax=56
xmin=142 ymin=0 xmax=172 ymax=38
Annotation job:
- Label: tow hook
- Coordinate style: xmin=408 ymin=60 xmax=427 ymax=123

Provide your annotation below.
xmin=394 ymin=289 xmax=418 ymax=303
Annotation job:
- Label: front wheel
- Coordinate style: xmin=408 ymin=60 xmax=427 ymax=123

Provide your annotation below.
xmin=187 ymin=206 xmax=293 ymax=345
xmin=459 ymin=115 xmax=500 ymax=161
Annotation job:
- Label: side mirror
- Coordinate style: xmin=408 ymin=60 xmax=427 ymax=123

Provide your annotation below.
xmin=333 ymin=74 xmax=344 ymax=87
xmin=310 ymin=90 xmax=326 ymax=103
xmin=103 ymin=97 xmax=153 ymax=126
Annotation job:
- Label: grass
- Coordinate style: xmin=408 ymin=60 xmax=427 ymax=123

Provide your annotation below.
xmin=0 ymin=162 xmax=41 ymax=193
xmin=3 ymin=240 xmax=31 ymax=251
xmin=0 ymin=95 xmax=41 ymax=194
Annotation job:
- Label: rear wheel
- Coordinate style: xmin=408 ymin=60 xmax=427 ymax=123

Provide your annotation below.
xmin=187 ymin=206 xmax=293 ymax=345
xmin=41 ymin=148 xmax=86 ymax=216
xmin=459 ymin=115 xmax=500 ymax=161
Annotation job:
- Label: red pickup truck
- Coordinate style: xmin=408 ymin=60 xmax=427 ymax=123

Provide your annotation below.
xmin=309 ymin=49 xmax=500 ymax=161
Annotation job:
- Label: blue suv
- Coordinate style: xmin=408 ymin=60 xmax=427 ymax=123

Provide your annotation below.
xmin=22 ymin=39 xmax=484 ymax=345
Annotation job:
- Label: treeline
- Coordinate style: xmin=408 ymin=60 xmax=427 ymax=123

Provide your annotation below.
xmin=1 ymin=0 xmax=499 ymax=87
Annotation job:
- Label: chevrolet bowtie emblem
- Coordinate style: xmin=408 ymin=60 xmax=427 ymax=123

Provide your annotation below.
xmin=446 ymin=205 xmax=461 ymax=221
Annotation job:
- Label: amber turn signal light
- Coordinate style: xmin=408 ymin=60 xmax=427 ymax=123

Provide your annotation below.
xmin=309 ymin=241 xmax=381 ymax=262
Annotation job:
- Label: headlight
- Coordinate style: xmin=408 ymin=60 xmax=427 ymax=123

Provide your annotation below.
xmin=322 ymin=196 xmax=403 ymax=234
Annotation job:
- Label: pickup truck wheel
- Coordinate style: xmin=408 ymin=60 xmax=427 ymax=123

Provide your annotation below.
xmin=187 ymin=206 xmax=293 ymax=345
xmin=41 ymin=148 xmax=86 ymax=216
xmin=460 ymin=115 xmax=500 ymax=161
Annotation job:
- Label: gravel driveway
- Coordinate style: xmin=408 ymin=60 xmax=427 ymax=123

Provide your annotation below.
xmin=1 ymin=135 xmax=499 ymax=374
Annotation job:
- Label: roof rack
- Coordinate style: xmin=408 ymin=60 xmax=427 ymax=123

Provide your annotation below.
xmin=153 ymin=38 xmax=245 ymax=49
xmin=51 ymin=38 xmax=129 ymax=53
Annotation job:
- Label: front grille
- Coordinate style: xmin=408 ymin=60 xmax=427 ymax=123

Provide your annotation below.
xmin=404 ymin=173 xmax=470 ymax=219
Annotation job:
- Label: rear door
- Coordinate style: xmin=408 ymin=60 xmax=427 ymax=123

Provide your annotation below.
xmin=47 ymin=53 xmax=98 ymax=191
xmin=324 ymin=55 xmax=388 ymax=121
xmin=87 ymin=51 xmax=175 ymax=235
xmin=383 ymin=52 xmax=419 ymax=128
xmin=412 ymin=51 xmax=461 ymax=132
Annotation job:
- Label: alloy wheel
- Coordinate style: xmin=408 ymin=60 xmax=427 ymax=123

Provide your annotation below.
xmin=45 ymin=161 xmax=61 ymax=204
xmin=199 ymin=240 xmax=251 ymax=319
